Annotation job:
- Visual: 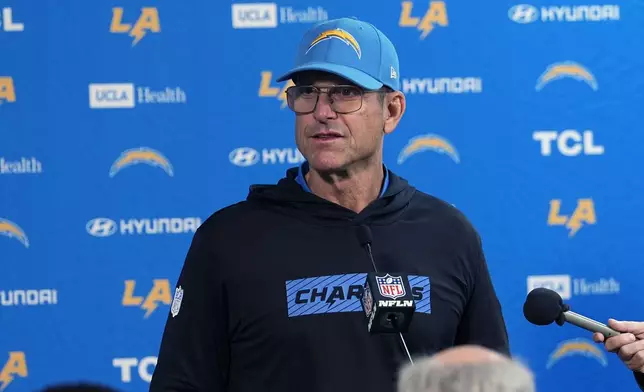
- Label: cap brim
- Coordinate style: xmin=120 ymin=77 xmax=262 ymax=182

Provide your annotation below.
xmin=275 ymin=62 xmax=383 ymax=90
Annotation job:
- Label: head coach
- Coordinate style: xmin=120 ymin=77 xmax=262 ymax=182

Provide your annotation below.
xmin=149 ymin=16 xmax=510 ymax=392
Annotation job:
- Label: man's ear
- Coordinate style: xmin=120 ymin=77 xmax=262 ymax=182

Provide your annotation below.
xmin=383 ymin=91 xmax=406 ymax=135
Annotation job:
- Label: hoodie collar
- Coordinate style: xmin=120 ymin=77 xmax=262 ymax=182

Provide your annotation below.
xmin=295 ymin=161 xmax=390 ymax=198
xmin=246 ymin=165 xmax=414 ymax=225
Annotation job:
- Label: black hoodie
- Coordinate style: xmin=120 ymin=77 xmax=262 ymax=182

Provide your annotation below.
xmin=149 ymin=166 xmax=510 ymax=392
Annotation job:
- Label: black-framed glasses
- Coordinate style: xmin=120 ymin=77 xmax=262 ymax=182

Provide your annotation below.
xmin=285 ymin=85 xmax=374 ymax=114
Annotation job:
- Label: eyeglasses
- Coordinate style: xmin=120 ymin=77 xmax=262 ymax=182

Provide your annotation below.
xmin=285 ymin=85 xmax=381 ymax=114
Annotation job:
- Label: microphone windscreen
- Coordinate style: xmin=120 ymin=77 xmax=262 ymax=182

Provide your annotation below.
xmin=356 ymin=224 xmax=373 ymax=247
xmin=523 ymin=287 xmax=564 ymax=326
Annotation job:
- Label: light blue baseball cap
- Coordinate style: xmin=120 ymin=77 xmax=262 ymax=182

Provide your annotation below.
xmin=275 ymin=17 xmax=400 ymax=91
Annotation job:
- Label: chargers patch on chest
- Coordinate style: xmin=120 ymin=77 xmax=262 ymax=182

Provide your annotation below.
xmin=284 ymin=273 xmax=430 ymax=317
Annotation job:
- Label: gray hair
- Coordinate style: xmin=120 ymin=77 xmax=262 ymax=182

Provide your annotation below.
xmin=397 ymin=357 xmax=535 ymax=392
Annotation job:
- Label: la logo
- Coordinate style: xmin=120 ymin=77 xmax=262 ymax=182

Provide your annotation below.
xmin=110 ymin=7 xmax=161 ymax=46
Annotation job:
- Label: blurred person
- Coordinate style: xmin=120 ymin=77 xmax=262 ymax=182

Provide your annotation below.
xmin=150 ymin=16 xmax=509 ymax=392
xmin=40 ymin=382 xmax=119 ymax=392
xmin=397 ymin=345 xmax=534 ymax=392
xmin=593 ymin=319 xmax=644 ymax=390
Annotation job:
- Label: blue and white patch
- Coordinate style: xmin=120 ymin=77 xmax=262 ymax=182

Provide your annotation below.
xmin=285 ymin=273 xmax=430 ymax=318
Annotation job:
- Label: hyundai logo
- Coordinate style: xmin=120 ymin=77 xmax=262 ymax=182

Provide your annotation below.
xmin=508 ymin=4 xmax=539 ymax=24
xmin=229 ymin=147 xmax=260 ymax=167
xmin=86 ymin=218 xmax=117 ymax=237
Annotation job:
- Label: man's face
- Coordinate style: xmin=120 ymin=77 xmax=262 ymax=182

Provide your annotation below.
xmin=292 ymin=71 xmax=388 ymax=172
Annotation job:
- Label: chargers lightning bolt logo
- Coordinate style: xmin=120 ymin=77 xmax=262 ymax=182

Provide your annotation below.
xmin=0 ymin=218 xmax=29 ymax=248
xmin=536 ymin=61 xmax=598 ymax=91
xmin=122 ymin=279 xmax=172 ymax=319
xmin=306 ymin=29 xmax=362 ymax=59
xmin=109 ymin=147 xmax=174 ymax=177
xmin=547 ymin=338 xmax=607 ymax=368
xmin=110 ymin=7 xmax=161 ymax=47
xmin=398 ymin=134 xmax=460 ymax=164
xmin=0 ymin=351 xmax=28 ymax=392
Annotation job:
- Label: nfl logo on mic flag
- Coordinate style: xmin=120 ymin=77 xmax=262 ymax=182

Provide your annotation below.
xmin=361 ymin=273 xmax=415 ymax=333
xmin=377 ymin=274 xmax=406 ymax=300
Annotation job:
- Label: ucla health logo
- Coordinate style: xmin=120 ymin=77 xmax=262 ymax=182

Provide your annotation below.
xmin=397 ymin=134 xmax=460 ymax=164
xmin=0 ymin=218 xmax=29 ymax=248
xmin=536 ymin=61 xmax=598 ymax=91
xmin=527 ymin=274 xmax=619 ymax=300
xmin=109 ymin=147 xmax=174 ymax=177
xmin=89 ymin=83 xmax=187 ymax=109
xmin=0 ymin=157 xmax=42 ymax=174
xmin=229 ymin=147 xmax=305 ymax=167
xmin=231 ymin=3 xmax=328 ymax=29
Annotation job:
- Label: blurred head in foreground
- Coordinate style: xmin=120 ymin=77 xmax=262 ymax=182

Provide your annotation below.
xmin=40 ymin=382 xmax=119 ymax=392
xmin=397 ymin=345 xmax=535 ymax=392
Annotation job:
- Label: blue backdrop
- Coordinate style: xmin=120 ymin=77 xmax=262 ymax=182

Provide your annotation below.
xmin=2 ymin=1 xmax=644 ymax=391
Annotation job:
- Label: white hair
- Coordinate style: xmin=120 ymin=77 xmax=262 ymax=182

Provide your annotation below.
xmin=397 ymin=356 xmax=535 ymax=392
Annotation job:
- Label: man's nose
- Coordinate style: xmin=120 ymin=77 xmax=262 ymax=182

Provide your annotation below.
xmin=313 ymin=94 xmax=336 ymax=120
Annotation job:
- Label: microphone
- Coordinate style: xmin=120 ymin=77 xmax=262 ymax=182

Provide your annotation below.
xmin=362 ymin=272 xmax=416 ymax=334
xmin=356 ymin=224 xmax=379 ymax=273
xmin=356 ymin=225 xmax=416 ymax=364
xmin=523 ymin=287 xmax=620 ymax=338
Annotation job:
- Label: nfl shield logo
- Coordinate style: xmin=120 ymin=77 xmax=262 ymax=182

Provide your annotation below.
xmin=171 ymin=286 xmax=184 ymax=318
xmin=376 ymin=274 xmax=406 ymax=300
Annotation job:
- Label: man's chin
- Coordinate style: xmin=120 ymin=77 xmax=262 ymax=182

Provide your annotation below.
xmin=307 ymin=157 xmax=347 ymax=173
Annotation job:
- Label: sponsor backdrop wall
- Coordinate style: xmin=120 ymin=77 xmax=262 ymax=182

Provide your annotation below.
xmin=2 ymin=1 xmax=643 ymax=391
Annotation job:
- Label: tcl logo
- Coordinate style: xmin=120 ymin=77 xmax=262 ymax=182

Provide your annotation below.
xmin=533 ymin=130 xmax=604 ymax=156
xmin=113 ymin=357 xmax=157 ymax=383
xmin=0 ymin=8 xmax=24 ymax=32
xmin=86 ymin=218 xmax=117 ymax=237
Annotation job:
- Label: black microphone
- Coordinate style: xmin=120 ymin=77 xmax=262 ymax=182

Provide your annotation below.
xmin=523 ymin=287 xmax=620 ymax=338
xmin=356 ymin=224 xmax=379 ymax=273
xmin=362 ymin=272 xmax=416 ymax=334
xmin=356 ymin=225 xmax=416 ymax=364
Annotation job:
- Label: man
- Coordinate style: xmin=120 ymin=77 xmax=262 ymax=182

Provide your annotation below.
xmin=397 ymin=345 xmax=534 ymax=392
xmin=149 ymin=16 xmax=509 ymax=392
xmin=593 ymin=319 xmax=644 ymax=390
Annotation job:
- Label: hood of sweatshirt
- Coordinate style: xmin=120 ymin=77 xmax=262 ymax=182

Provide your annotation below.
xmin=245 ymin=166 xmax=416 ymax=225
